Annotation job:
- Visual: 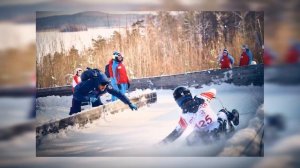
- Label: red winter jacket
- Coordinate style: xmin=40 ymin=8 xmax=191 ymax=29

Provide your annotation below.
xmin=72 ymin=75 xmax=81 ymax=92
xmin=108 ymin=59 xmax=129 ymax=84
xmin=285 ymin=48 xmax=299 ymax=64
xmin=220 ymin=55 xmax=232 ymax=69
xmin=108 ymin=59 xmax=114 ymax=78
xmin=239 ymin=52 xmax=250 ymax=66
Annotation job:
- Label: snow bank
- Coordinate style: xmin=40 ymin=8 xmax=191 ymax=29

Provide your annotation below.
xmin=36 ymin=89 xmax=157 ymax=125
xmin=218 ymin=105 xmax=264 ymax=156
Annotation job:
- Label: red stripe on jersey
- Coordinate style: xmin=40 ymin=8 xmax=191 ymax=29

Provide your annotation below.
xmin=179 ymin=117 xmax=188 ymax=129
xmin=200 ymin=92 xmax=214 ymax=100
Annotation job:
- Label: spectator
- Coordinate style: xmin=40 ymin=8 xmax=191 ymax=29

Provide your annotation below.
xmin=239 ymin=44 xmax=253 ymax=66
xmin=219 ymin=49 xmax=234 ymax=69
xmin=72 ymin=68 xmax=82 ymax=92
xmin=114 ymin=53 xmax=130 ymax=95
xmin=105 ymin=51 xmax=130 ymax=101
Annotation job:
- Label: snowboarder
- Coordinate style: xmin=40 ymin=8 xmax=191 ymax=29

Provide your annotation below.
xmin=69 ymin=67 xmax=137 ymax=115
xmin=239 ymin=44 xmax=253 ymax=66
xmin=160 ymin=86 xmax=239 ymax=145
xmin=72 ymin=68 xmax=82 ymax=92
xmin=219 ymin=49 xmax=234 ymax=69
xmin=106 ymin=51 xmax=130 ymax=101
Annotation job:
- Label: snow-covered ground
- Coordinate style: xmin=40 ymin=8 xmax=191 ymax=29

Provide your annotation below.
xmin=36 ymin=89 xmax=153 ymax=126
xmin=36 ymin=83 xmax=263 ymax=156
xmin=4 ymin=79 xmax=300 ymax=167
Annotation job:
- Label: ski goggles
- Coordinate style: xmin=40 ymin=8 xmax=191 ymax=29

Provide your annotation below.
xmin=175 ymin=95 xmax=193 ymax=107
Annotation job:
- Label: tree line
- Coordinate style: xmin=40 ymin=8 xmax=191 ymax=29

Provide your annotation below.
xmin=37 ymin=11 xmax=264 ymax=88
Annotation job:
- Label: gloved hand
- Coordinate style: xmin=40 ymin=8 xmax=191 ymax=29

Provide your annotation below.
xmin=129 ymin=103 xmax=138 ymax=111
xmin=90 ymin=96 xmax=98 ymax=103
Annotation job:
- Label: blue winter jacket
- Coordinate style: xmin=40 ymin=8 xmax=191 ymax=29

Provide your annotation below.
xmin=73 ymin=72 xmax=131 ymax=105
xmin=246 ymin=49 xmax=253 ymax=64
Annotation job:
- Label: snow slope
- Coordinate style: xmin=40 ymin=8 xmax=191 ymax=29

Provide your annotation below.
xmin=36 ymin=83 xmax=263 ymax=156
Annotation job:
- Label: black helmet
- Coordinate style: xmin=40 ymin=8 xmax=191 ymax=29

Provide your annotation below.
xmin=100 ymin=79 xmax=109 ymax=86
xmin=97 ymin=72 xmax=110 ymax=86
xmin=173 ymin=86 xmax=193 ymax=107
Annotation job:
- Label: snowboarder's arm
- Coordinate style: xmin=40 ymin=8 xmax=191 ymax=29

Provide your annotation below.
xmin=160 ymin=117 xmax=187 ymax=145
xmin=107 ymin=85 xmax=131 ymax=105
xmin=160 ymin=127 xmax=185 ymax=145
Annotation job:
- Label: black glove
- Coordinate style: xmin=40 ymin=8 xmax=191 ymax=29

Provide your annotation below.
xmin=129 ymin=103 xmax=138 ymax=111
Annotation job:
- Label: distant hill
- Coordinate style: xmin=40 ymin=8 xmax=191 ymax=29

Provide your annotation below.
xmin=36 ymin=11 xmax=148 ymax=31
xmin=36 ymin=11 xmax=78 ymax=19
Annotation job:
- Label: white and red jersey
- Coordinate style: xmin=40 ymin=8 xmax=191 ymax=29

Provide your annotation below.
xmin=176 ymin=89 xmax=219 ymax=132
xmin=72 ymin=75 xmax=81 ymax=92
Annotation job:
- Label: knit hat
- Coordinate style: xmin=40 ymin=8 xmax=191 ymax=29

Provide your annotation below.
xmin=223 ymin=49 xmax=228 ymax=54
xmin=242 ymin=44 xmax=248 ymax=49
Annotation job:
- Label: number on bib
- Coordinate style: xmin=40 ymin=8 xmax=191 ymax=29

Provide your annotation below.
xmin=197 ymin=115 xmax=212 ymax=128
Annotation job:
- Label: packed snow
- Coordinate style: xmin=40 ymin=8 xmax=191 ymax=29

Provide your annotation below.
xmin=36 ymin=83 xmax=263 ymax=156
xmin=36 ymin=89 xmax=154 ymax=126
xmin=6 ymin=82 xmax=300 ymax=167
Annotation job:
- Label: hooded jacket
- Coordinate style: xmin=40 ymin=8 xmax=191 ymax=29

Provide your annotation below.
xmin=73 ymin=71 xmax=131 ymax=105
xmin=108 ymin=59 xmax=130 ymax=84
